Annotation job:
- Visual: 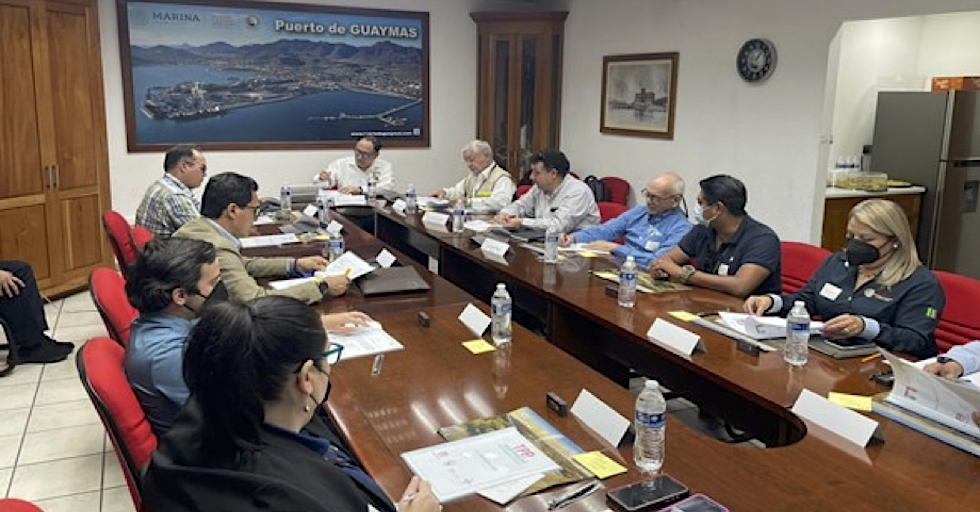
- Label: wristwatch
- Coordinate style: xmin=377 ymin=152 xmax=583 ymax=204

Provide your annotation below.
xmin=679 ymin=265 xmax=696 ymax=284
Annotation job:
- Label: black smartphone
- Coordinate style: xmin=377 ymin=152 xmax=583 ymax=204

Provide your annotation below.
xmin=607 ymin=475 xmax=689 ymax=512
xmin=871 ymin=370 xmax=895 ymax=386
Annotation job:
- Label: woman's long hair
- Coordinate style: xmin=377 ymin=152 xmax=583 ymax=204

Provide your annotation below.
xmin=182 ymin=296 xmax=326 ymax=459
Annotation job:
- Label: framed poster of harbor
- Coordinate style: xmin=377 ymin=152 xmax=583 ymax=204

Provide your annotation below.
xmin=117 ymin=0 xmax=429 ymax=151
xmin=600 ymin=52 xmax=678 ymax=140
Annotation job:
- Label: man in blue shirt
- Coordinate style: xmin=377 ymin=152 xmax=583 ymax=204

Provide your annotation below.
xmin=124 ymin=237 xmax=223 ymax=435
xmin=560 ymin=172 xmax=692 ymax=266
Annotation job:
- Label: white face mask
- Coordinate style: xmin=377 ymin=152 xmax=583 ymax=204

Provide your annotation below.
xmin=692 ymin=203 xmax=717 ymax=226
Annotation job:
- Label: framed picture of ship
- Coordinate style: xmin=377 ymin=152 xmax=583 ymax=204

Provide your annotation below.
xmin=600 ymin=52 xmax=678 ymax=139
xmin=117 ymin=0 xmax=429 ymax=151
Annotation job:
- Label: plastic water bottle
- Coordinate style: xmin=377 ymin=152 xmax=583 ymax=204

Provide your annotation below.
xmin=405 ymin=184 xmax=418 ymax=214
xmin=278 ymin=184 xmax=292 ymax=220
xmin=634 ymin=379 xmax=666 ymax=475
xmin=317 ymin=197 xmax=329 ymax=225
xmin=491 ymin=283 xmax=512 ymax=345
xmin=325 ymin=232 xmax=345 ymax=262
xmin=366 ymin=174 xmax=377 ymax=200
xmin=452 ymin=198 xmax=465 ymax=232
xmin=618 ymin=256 xmax=638 ymax=308
xmin=544 ymin=226 xmax=559 ymax=263
xmin=784 ymin=300 xmax=810 ymax=367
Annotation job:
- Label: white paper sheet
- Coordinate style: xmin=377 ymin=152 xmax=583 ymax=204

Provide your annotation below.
xmin=463 ymin=220 xmax=494 ymax=232
xmin=268 ymin=277 xmax=316 ymax=290
xmin=326 ymin=220 xmax=344 ymax=235
xmin=558 ymin=243 xmax=611 ymax=255
xmin=477 ymin=473 xmax=543 ymax=505
xmin=328 ymin=321 xmax=404 ymax=361
xmin=718 ymin=312 xmax=824 ymax=340
xmin=302 ymin=204 xmax=319 ymax=217
xmin=239 ymin=233 xmax=300 ymax=249
xmin=318 ymin=251 xmax=375 ymax=280
xmin=401 ymin=427 xmax=560 ymax=502
xmin=253 ymin=214 xmax=276 ymax=226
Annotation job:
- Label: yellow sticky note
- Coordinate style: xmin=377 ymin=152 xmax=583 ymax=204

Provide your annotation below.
xmin=578 ymin=251 xmax=602 ymax=258
xmin=828 ymin=392 xmax=873 ymax=412
xmin=462 ymin=339 xmax=496 ymax=354
xmin=572 ymin=451 xmax=627 ymax=479
xmin=668 ymin=311 xmax=699 ymax=322
xmin=594 ymin=271 xmax=618 ymax=280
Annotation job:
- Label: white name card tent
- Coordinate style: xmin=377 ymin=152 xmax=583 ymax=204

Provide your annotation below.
xmin=458 ymin=303 xmax=492 ymax=338
xmin=792 ymin=389 xmax=882 ymax=448
xmin=646 ymin=318 xmax=704 ymax=357
xmin=570 ymin=389 xmax=632 ymax=447
xmin=480 ymin=237 xmax=510 ymax=258
xmin=421 ymin=211 xmax=450 ymax=226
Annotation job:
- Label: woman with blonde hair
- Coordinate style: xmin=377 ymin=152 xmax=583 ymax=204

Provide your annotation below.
xmin=744 ymin=199 xmax=945 ymax=358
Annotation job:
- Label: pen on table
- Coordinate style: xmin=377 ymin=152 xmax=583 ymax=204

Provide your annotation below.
xmin=861 ymin=353 xmax=881 ymax=363
xmin=547 ymin=481 xmax=600 ymax=510
xmin=344 ymin=268 xmax=352 ymax=277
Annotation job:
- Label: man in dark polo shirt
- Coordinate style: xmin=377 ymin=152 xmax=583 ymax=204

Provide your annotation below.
xmin=651 ymin=174 xmax=781 ymax=298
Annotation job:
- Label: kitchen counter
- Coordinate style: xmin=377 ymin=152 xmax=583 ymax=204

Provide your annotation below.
xmin=825 ymin=185 xmax=926 ymax=198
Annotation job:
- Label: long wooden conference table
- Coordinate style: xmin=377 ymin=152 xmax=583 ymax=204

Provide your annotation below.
xmin=250 ymin=207 xmax=980 ymax=511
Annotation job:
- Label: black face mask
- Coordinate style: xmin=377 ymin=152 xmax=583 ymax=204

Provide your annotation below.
xmin=845 ymin=239 xmax=880 ymax=266
xmin=184 ymin=281 xmax=228 ymax=315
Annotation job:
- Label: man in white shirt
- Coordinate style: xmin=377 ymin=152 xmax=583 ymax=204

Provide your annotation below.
xmin=494 ymin=150 xmax=600 ymax=233
xmin=430 ymin=140 xmax=515 ymax=212
xmin=313 ymin=136 xmax=394 ymax=195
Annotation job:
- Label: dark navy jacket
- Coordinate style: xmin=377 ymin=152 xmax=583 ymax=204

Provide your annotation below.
xmin=776 ymin=252 xmax=945 ymax=358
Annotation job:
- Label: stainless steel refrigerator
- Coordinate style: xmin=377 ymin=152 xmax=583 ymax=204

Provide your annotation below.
xmin=871 ymin=91 xmax=980 ymax=279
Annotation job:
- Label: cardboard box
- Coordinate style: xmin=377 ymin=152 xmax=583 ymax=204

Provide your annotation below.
xmin=931 ymin=76 xmax=980 ymax=92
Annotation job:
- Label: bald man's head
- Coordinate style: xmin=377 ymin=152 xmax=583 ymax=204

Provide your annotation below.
xmin=643 ymin=172 xmax=685 ymax=215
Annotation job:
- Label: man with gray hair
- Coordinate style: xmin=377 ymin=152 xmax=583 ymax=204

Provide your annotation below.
xmin=430 ymin=140 xmax=515 ymax=211
xmin=136 ymin=144 xmax=208 ymax=237
xmin=561 ymin=172 xmax=691 ymax=266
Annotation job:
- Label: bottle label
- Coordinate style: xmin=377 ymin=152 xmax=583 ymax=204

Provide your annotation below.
xmin=636 ymin=411 xmax=666 ymax=428
xmin=621 ymin=271 xmax=637 ymax=283
xmin=492 ymin=303 xmax=512 ymax=316
xmin=788 ymin=320 xmax=809 ymax=334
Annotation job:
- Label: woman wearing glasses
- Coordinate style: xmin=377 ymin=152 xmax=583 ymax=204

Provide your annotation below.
xmin=141 ymin=296 xmax=440 ymax=512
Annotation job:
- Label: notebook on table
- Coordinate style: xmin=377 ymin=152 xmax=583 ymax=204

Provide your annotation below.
xmin=357 ymin=266 xmax=431 ymax=296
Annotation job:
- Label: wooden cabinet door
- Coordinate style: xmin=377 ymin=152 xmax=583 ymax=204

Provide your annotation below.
xmin=38 ymin=0 xmax=110 ymax=285
xmin=0 ymin=0 xmax=55 ymax=284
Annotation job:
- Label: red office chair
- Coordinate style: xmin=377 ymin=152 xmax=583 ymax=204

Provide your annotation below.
xmin=780 ymin=241 xmax=831 ymax=294
xmin=598 ymin=201 xmax=629 ymax=223
xmin=77 ymin=337 xmax=158 ymax=510
xmin=89 ymin=267 xmax=139 ymax=348
xmin=132 ymin=226 xmax=154 ymax=250
xmin=0 ymin=499 xmax=46 ymax=511
xmin=515 ymin=185 xmax=532 ymax=199
xmin=103 ymin=211 xmax=141 ymax=279
xmin=600 ymin=177 xmax=631 ymax=206
xmin=934 ymin=271 xmax=980 ymax=352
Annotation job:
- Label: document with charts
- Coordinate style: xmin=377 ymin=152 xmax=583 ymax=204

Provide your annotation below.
xmin=880 ymin=349 xmax=980 ymax=440
xmin=327 ymin=321 xmax=403 ymax=361
xmin=401 ymin=426 xmax=560 ymax=502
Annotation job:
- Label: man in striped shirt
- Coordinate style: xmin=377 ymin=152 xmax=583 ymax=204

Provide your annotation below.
xmin=136 ymin=145 xmax=208 ymax=238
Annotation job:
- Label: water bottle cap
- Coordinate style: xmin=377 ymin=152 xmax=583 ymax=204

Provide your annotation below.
xmin=794 ymin=300 xmax=805 ymax=307
xmin=496 ymin=283 xmax=506 ymax=291
xmin=626 ymin=255 xmax=635 ymax=263
xmin=644 ymin=379 xmax=659 ymax=390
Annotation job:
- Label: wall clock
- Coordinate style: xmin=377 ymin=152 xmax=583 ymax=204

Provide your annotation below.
xmin=737 ymin=38 xmax=777 ymax=82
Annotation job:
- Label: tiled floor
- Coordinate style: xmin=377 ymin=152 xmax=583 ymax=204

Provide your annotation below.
xmin=0 ymin=292 xmax=135 ymax=512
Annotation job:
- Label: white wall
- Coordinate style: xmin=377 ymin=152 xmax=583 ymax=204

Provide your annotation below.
xmin=829 ymin=11 xmax=980 ymax=171
xmin=561 ymin=0 xmax=980 ymax=243
xmin=98 ymin=0 xmax=480 ymax=217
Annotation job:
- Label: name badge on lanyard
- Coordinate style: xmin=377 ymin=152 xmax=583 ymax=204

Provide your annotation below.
xmin=717 ymin=263 xmax=730 ymax=276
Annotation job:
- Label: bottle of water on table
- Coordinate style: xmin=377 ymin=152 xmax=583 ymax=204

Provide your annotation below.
xmin=491 ymin=283 xmax=512 ymax=346
xmin=619 ymin=255 xmax=638 ymax=308
xmin=405 ymin=183 xmax=418 ymax=214
xmin=634 ymin=379 xmax=666 ymax=474
xmin=452 ymin=198 xmax=465 ymax=232
xmin=784 ymin=300 xmax=810 ymax=366
xmin=544 ymin=226 xmax=559 ymax=263
xmin=325 ymin=231 xmax=345 ymax=263
xmin=278 ymin=183 xmax=292 ymax=221
xmin=366 ymin=174 xmax=377 ymax=200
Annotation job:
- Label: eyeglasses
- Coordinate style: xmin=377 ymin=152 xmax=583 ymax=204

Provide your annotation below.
xmin=239 ymin=203 xmax=261 ymax=214
xmin=643 ymin=190 xmax=677 ymax=201
xmin=354 ymin=149 xmax=377 ymax=159
xmin=295 ymin=343 xmax=345 ymax=373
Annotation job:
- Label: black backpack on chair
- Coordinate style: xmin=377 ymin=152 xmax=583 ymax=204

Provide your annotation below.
xmin=583 ymin=175 xmax=610 ymax=202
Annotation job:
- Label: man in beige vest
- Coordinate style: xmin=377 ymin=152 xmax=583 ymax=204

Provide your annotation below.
xmin=430 ymin=140 xmax=515 ymax=212
xmin=173 ymin=172 xmax=349 ymax=304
